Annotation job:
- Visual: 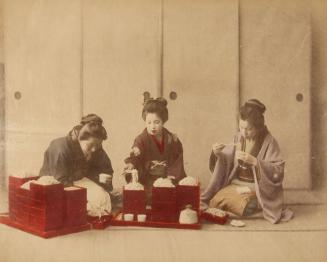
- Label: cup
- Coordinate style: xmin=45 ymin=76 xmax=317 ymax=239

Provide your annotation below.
xmin=123 ymin=213 xmax=134 ymax=221
xmin=99 ymin=173 xmax=111 ymax=184
xmin=137 ymin=214 xmax=146 ymax=222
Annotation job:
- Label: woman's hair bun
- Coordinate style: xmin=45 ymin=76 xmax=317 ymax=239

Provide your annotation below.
xmin=143 ymin=97 xmax=168 ymax=107
xmin=142 ymin=97 xmax=169 ymax=123
xmin=143 ymin=97 xmax=154 ymax=106
xmin=155 ymin=97 xmax=168 ymax=107
xmin=245 ymin=99 xmax=266 ymax=114
xmin=80 ymin=114 xmax=103 ymax=126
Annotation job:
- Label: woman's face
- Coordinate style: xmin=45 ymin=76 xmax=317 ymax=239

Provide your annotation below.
xmin=145 ymin=112 xmax=163 ymax=137
xmin=79 ymin=137 xmax=102 ymax=161
xmin=239 ymin=119 xmax=257 ymax=139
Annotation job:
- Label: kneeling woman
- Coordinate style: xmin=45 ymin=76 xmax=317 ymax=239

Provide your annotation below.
xmin=124 ymin=98 xmax=186 ymax=202
xmin=39 ymin=114 xmax=113 ymax=217
xmin=201 ymin=99 xmax=293 ymax=224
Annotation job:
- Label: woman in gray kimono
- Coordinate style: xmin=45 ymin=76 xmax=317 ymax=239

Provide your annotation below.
xmin=40 ymin=114 xmax=113 ymax=190
xmin=40 ymin=114 xmax=114 ymax=216
xmin=201 ymin=99 xmax=293 ymax=224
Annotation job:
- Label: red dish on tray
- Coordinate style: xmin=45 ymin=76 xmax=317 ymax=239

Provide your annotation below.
xmin=200 ymin=211 xmax=229 ymax=225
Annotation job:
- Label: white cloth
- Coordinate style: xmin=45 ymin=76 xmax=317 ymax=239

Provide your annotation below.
xmin=20 ymin=176 xmax=60 ymax=190
xmin=178 ymin=176 xmax=197 ymax=186
xmin=34 ymin=176 xmax=60 ymax=185
xmin=73 ymin=177 xmax=111 ymax=217
xmin=153 ymin=177 xmax=175 ymax=188
xmin=124 ymin=183 xmax=144 ymax=191
xmin=20 ymin=180 xmax=37 ymax=190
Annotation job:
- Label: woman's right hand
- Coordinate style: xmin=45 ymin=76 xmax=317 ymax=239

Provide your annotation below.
xmin=123 ymin=163 xmax=134 ymax=183
xmin=212 ymin=143 xmax=225 ymax=156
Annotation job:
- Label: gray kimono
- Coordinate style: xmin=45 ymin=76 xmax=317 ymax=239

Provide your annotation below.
xmin=201 ymin=131 xmax=293 ymax=224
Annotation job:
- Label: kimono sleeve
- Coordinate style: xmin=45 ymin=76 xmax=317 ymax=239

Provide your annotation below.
xmin=124 ymin=135 xmax=145 ymax=168
xmin=166 ymin=137 xmax=186 ymax=181
xmin=209 ymin=136 xmax=237 ymax=173
xmin=257 ymin=137 xmax=285 ymax=185
xmin=39 ymin=148 xmax=72 ymax=186
xmin=88 ymin=149 xmax=114 ymax=191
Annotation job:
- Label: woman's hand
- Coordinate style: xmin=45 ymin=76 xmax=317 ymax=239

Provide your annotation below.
xmin=99 ymin=173 xmax=113 ymax=187
xmin=212 ymin=143 xmax=225 ymax=156
xmin=235 ymin=150 xmax=258 ymax=166
xmin=131 ymin=146 xmax=141 ymax=156
xmin=104 ymin=174 xmax=113 ymax=185
xmin=123 ymin=163 xmax=135 ymax=183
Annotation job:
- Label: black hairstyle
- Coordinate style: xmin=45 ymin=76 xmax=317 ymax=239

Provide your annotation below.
xmin=239 ymin=99 xmax=266 ymax=130
xmin=142 ymin=97 xmax=169 ymax=123
xmin=78 ymin=114 xmax=108 ymax=141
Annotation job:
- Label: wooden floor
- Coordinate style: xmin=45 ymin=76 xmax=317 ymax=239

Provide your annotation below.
xmin=0 ymin=204 xmax=326 ymax=262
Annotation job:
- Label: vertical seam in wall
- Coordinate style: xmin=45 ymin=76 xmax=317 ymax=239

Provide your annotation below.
xmin=308 ymin=12 xmax=315 ymax=190
xmin=80 ymin=0 xmax=84 ymax=118
xmin=159 ymin=0 xmax=164 ymax=97
xmin=1 ymin=0 xmax=6 ymax=190
xmin=0 ymin=64 xmax=5 ymax=191
xmin=237 ymin=0 xmax=241 ymax=128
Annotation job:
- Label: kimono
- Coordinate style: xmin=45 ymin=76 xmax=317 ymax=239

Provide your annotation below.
xmin=39 ymin=130 xmax=114 ymax=192
xmin=125 ymin=128 xmax=186 ymax=191
xmin=201 ymin=129 xmax=293 ymax=224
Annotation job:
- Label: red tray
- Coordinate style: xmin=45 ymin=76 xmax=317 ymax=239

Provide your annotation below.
xmin=0 ymin=213 xmax=90 ymax=238
xmin=109 ymin=210 xmax=201 ymax=230
xmin=200 ymin=211 xmax=229 ymax=225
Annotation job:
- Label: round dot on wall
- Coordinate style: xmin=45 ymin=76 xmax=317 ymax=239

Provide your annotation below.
xmin=143 ymin=91 xmax=151 ymax=100
xmin=169 ymin=91 xmax=177 ymax=100
xmin=296 ymin=93 xmax=303 ymax=102
xmin=14 ymin=91 xmax=22 ymax=100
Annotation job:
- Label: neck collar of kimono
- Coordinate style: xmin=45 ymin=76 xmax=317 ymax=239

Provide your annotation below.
xmin=249 ymin=126 xmax=269 ymax=157
xmin=151 ymin=132 xmax=165 ymax=153
xmin=239 ymin=126 xmax=268 ymax=155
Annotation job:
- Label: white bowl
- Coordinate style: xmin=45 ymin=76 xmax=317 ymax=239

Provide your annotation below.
xmin=123 ymin=214 xmax=134 ymax=221
xmin=137 ymin=214 xmax=146 ymax=222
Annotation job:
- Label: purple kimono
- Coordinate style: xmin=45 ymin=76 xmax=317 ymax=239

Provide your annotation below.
xmin=201 ymin=130 xmax=293 ymax=224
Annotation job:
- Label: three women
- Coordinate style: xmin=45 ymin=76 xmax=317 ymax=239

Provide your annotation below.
xmin=40 ymin=98 xmax=292 ymax=223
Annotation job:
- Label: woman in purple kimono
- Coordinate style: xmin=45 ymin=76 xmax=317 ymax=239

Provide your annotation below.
xmin=124 ymin=97 xmax=186 ymax=200
xmin=201 ymin=99 xmax=293 ymax=224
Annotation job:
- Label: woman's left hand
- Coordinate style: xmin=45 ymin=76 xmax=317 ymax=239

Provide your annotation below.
xmin=99 ymin=173 xmax=113 ymax=185
xmin=104 ymin=174 xmax=113 ymax=185
xmin=235 ymin=150 xmax=258 ymax=166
